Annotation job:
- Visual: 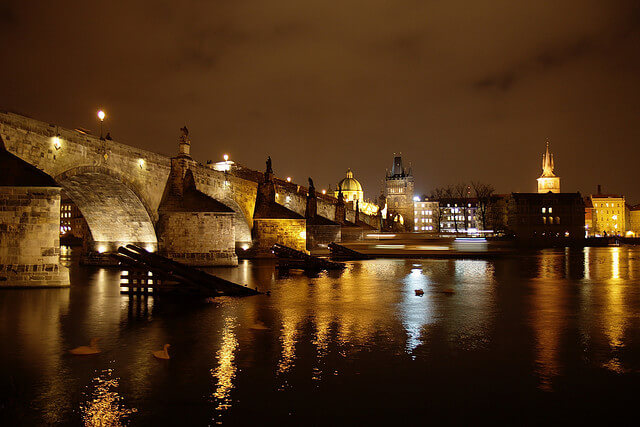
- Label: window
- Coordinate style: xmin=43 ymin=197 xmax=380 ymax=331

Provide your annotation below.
xmin=556 ymin=217 xmax=560 ymax=224
xmin=542 ymin=207 xmax=546 ymax=213
xmin=549 ymin=207 xmax=553 ymax=213
xmin=543 ymin=217 xmax=547 ymax=224
xmin=549 ymin=217 xmax=554 ymax=225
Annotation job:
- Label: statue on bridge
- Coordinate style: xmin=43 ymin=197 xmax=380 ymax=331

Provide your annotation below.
xmin=308 ymin=177 xmax=315 ymax=197
xmin=178 ymin=126 xmax=191 ymax=158
xmin=264 ymin=156 xmax=274 ymax=182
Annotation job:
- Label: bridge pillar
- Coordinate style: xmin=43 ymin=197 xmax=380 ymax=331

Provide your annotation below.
xmin=156 ymin=130 xmax=238 ymax=266
xmin=251 ymin=158 xmax=307 ymax=256
xmin=0 ymin=137 xmax=69 ymax=287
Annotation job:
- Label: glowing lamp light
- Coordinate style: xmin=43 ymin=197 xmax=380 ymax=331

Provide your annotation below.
xmin=413 ymin=196 xmax=420 ymax=202
xmin=322 ymin=189 xmax=326 ymax=195
xmin=299 ymin=231 xmax=307 ymax=239
xmin=223 ymin=154 xmax=229 ymax=161
xmin=241 ymin=244 xmax=250 ymax=250
xmin=138 ymin=158 xmax=145 ymax=169
xmin=97 ymin=245 xmax=107 ymax=254
xmin=52 ymin=135 xmax=62 ymax=150
xmin=97 ymin=110 xmax=106 ymax=121
xmin=286 ymin=177 xmax=292 ymax=182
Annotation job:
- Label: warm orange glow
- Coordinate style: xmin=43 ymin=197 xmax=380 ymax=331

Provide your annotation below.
xmin=211 ymin=317 xmax=238 ymax=411
xmin=286 ymin=176 xmax=291 ymax=182
xmin=97 ymin=110 xmax=106 ymax=121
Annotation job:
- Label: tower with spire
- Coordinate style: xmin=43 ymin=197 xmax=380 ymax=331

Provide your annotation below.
xmin=384 ymin=153 xmax=415 ymax=229
xmin=536 ymin=141 xmax=560 ymax=193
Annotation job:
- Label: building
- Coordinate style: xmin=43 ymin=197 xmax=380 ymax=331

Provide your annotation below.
xmin=385 ymin=155 xmax=415 ymax=230
xmin=413 ymin=198 xmax=439 ymax=232
xmin=590 ymin=189 xmax=626 ymax=237
xmin=537 ymin=141 xmax=560 ymax=193
xmin=507 ymin=193 xmax=585 ymax=241
xmin=628 ymin=205 xmax=640 ymax=237
xmin=438 ymin=198 xmax=480 ymax=234
xmin=335 ymin=169 xmax=363 ymax=203
xmin=334 ymin=169 xmax=379 ymax=218
xmin=60 ymin=198 xmax=89 ymax=241
xmin=584 ymin=197 xmax=593 ymax=237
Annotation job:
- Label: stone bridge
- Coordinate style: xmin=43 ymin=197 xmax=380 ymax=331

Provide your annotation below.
xmin=0 ymin=112 xmax=366 ymax=256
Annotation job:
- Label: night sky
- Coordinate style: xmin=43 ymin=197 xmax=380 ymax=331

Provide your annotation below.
xmin=2 ymin=1 xmax=639 ymax=201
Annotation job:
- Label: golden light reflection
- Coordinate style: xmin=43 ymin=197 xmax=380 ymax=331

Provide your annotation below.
xmin=611 ymin=247 xmax=620 ymax=280
xmin=211 ymin=317 xmax=238 ymax=412
xmin=80 ymin=369 xmax=137 ymax=426
xmin=311 ymin=314 xmax=331 ymax=381
xmin=277 ymin=310 xmax=299 ymax=376
xmin=602 ymin=250 xmax=627 ymax=372
xmin=532 ymin=252 xmax=566 ymax=391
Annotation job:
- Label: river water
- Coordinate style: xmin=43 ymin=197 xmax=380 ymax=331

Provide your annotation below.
xmin=1 ymin=247 xmax=640 ymax=425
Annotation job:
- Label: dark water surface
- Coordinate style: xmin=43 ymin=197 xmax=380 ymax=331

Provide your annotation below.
xmin=2 ymin=247 xmax=640 ymax=425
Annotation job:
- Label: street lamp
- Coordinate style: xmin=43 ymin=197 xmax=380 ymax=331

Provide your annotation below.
xmin=97 ymin=110 xmax=106 ymax=140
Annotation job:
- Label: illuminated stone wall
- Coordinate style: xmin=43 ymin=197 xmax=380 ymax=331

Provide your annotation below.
xmin=0 ymin=187 xmax=69 ymax=287
xmin=307 ymin=224 xmax=341 ymax=251
xmin=0 ymin=111 xmax=377 ymax=254
xmin=252 ymin=219 xmax=306 ymax=254
xmin=157 ymin=212 xmax=237 ymax=266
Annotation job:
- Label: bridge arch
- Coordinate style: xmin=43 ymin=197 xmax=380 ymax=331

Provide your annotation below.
xmin=55 ymin=166 xmax=157 ymax=253
xmin=217 ymin=196 xmax=252 ymax=247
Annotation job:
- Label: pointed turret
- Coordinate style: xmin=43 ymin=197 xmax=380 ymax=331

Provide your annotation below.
xmin=537 ymin=140 xmax=561 ymax=193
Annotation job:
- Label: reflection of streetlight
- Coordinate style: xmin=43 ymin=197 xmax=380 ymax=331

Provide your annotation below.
xmin=97 ymin=110 xmax=106 ymax=140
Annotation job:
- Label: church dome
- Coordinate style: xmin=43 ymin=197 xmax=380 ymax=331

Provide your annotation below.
xmin=338 ymin=169 xmax=363 ymax=192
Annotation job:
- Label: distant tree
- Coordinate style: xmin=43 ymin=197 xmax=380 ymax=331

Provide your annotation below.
xmin=431 ymin=186 xmax=455 ymax=233
xmin=471 ymin=181 xmax=495 ymax=230
xmin=454 ymin=182 xmax=471 ymax=232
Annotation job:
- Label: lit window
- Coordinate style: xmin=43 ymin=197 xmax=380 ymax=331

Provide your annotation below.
xmin=542 ymin=207 xmax=546 ymax=213
xmin=549 ymin=207 xmax=553 ymax=213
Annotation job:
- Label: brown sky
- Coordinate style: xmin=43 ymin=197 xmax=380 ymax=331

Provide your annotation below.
xmin=1 ymin=1 xmax=639 ymax=201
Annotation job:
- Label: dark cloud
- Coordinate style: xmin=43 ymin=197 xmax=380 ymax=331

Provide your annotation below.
xmin=1 ymin=1 xmax=640 ymax=201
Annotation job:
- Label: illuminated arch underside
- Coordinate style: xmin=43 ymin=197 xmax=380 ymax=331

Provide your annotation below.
xmin=57 ymin=172 xmax=157 ymax=250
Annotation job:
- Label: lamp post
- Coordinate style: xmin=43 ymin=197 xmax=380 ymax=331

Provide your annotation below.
xmin=97 ymin=110 xmax=106 ymax=140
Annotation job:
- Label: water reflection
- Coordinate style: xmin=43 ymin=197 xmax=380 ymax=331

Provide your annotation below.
xmin=4 ymin=248 xmax=640 ymax=424
xmin=80 ymin=368 xmax=137 ymax=426
xmin=211 ymin=316 xmax=238 ymax=413
xmin=400 ymin=266 xmax=434 ymax=354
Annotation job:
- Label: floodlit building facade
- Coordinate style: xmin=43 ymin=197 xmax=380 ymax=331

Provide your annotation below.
xmin=335 ymin=169 xmax=364 ymax=203
xmin=590 ymin=191 xmax=626 ymax=237
xmin=628 ymin=205 xmax=640 ymax=237
xmin=334 ymin=169 xmax=379 ymax=216
xmin=413 ymin=198 xmax=439 ymax=232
